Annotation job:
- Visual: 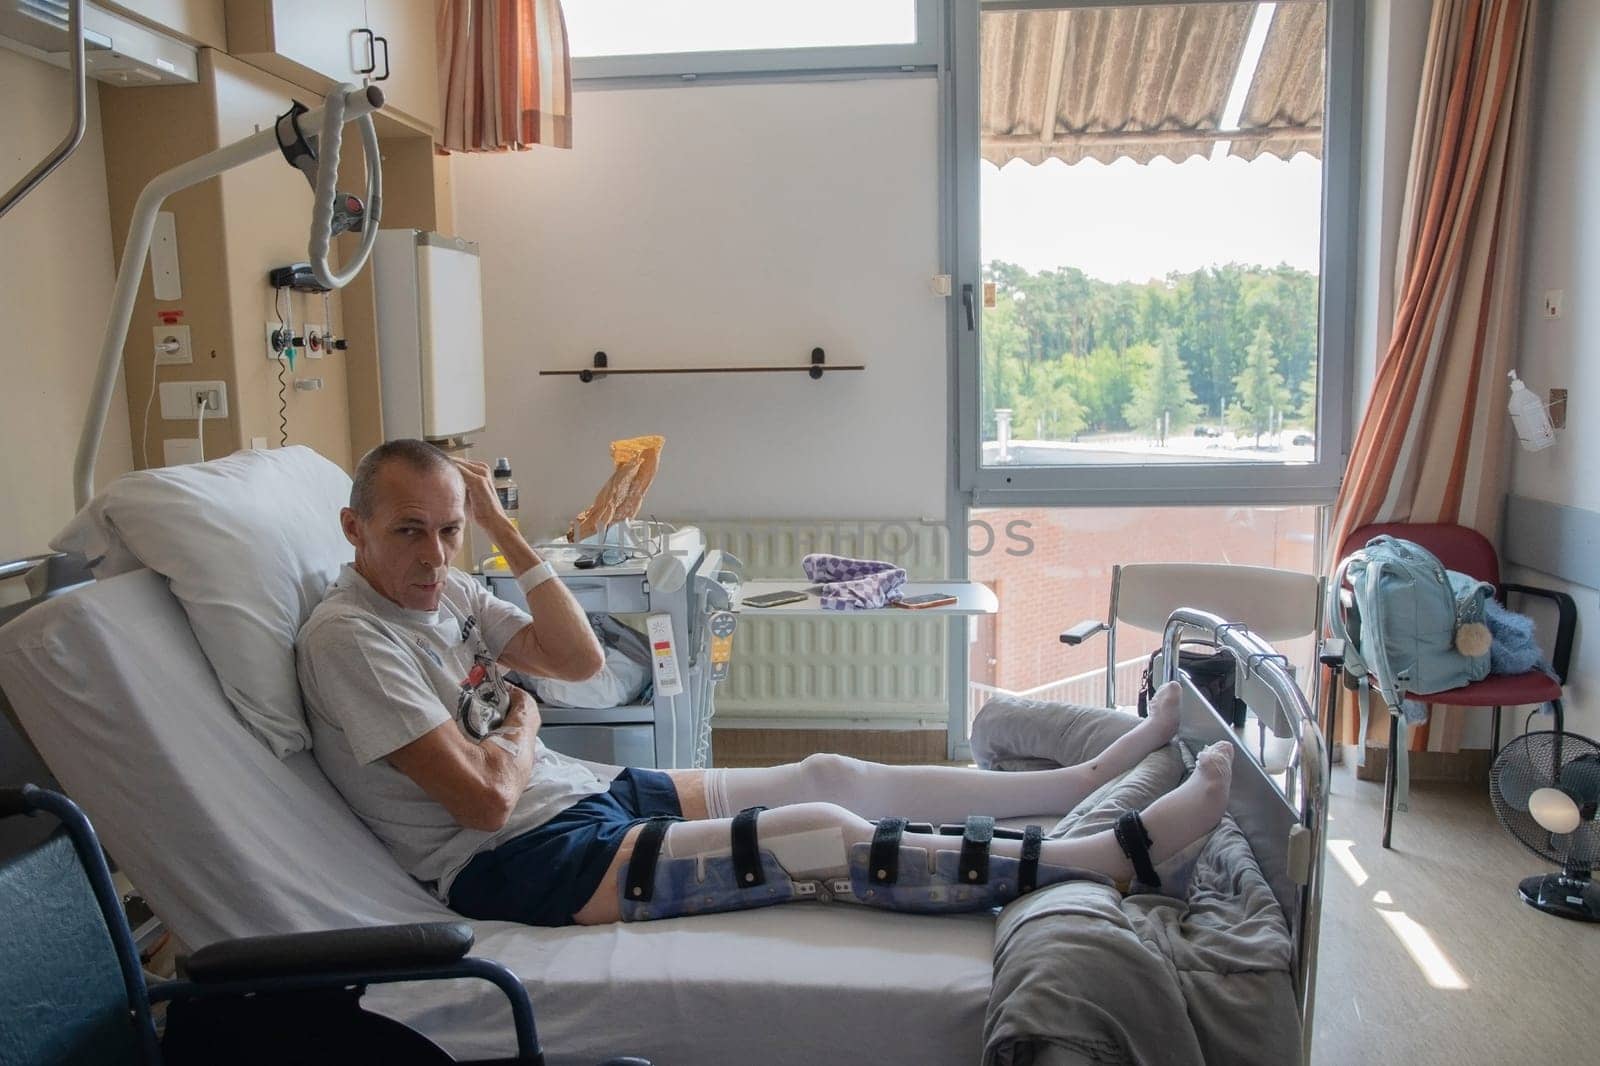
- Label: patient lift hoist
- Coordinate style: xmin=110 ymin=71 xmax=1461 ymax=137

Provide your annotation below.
xmin=74 ymin=79 xmax=385 ymax=510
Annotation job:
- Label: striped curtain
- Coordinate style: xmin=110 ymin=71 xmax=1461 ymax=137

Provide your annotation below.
xmin=438 ymin=0 xmax=573 ymax=153
xmin=1330 ymin=0 xmax=1537 ymax=754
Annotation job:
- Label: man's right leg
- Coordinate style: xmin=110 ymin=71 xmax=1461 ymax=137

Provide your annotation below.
xmin=576 ymin=742 xmax=1233 ymax=925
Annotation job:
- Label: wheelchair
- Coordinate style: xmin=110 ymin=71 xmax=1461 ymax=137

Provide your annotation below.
xmin=0 ymin=785 xmax=650 ymax=1066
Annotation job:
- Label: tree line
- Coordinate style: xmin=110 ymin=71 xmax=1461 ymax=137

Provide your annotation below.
xmin=982 ymin=261 xmax=1319 ymax=444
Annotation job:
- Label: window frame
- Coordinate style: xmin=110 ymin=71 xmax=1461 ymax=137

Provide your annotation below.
xmin=952 ymin=0 xmax=1364 ymax=507
xmin=570 ymin=0 xmax=941 ymax=81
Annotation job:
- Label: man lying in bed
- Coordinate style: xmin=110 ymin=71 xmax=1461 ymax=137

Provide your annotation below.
xmin=296 ymin=439 xmax=1234 ymax=928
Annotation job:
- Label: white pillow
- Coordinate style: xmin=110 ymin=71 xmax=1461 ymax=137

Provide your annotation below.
xmin=52 ymin=446 xmax=354 ymax=756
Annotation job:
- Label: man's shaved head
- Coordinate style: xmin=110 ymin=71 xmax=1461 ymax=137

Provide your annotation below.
xmin=349 ymin=439 xmax=458 ymax=518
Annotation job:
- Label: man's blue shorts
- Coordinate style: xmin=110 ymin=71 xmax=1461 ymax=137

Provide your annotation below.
xmin=447 ymin=768 xmax=682 ymax=927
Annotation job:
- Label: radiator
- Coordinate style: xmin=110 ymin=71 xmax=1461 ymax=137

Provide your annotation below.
xmin=693 ymin=519 xmax=951 ymax=727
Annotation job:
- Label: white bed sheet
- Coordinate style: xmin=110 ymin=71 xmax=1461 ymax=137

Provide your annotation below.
xmin=0 ymin=569 xmax=993 ymax=1064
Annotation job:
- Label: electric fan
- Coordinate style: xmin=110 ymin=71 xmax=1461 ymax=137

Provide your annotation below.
xmin=1489 ymin=730 xmax=1600 ymax=922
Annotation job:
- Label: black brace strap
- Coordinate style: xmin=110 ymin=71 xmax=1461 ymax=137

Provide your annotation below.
xmin=958 ymin=816 xmax=994 ymax=885
xmin=869 ymin=817 xmax=907 ymax=884
xmin=622 ymin=817 xmax=678 ymax=903
xmin=1114 ymin=810 xmax=1161 ymax=890
xmin=731 ymin=806 xmax=767 ymax=888
xmin=1018 ymin=825 xmax=1043 ymax=894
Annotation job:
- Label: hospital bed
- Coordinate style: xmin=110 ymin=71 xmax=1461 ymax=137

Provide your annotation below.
xmin=0 ymin=460 xmax=1327 ymax=1064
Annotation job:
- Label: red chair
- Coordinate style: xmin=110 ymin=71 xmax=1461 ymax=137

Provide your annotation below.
xmin=1336 ymin=523 xmax=1576 ymax=849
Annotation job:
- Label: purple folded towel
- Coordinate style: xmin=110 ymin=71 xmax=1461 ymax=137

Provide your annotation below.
xmin=801 ymin=553 xmax=907 ymax=611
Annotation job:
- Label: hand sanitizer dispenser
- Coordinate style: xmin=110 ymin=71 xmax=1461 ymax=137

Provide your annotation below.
xmin=1507 ymin=371 xmax=1556 ymax=451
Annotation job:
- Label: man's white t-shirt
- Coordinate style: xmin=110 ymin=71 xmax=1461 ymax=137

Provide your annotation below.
xmin=296 ymin=564 xmax=609 ymax=899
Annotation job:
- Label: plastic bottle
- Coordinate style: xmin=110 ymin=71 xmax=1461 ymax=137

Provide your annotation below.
xmin=492 ymin=458 xmax=520 ymax=516
xmin=481 ymin=458 xmax=522 ymax=572
xmin=1507 ymin=371 xmax=1556 ymax=451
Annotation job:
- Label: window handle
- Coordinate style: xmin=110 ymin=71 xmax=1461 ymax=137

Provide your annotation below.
xmin=962 ymin=283 xmax=975 ymax=331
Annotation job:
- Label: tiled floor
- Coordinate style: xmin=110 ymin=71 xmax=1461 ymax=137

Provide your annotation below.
xmin=1311 ymin=756 xmax=1598 ymax=1065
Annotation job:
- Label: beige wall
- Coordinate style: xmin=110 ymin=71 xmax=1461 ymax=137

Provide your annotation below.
xmin=1505 ymin=0 xmax=1600 ymax=742
xmin=101 ymin=49 xmax=358 ymax=473
xmin=0 ymin=50 xmax=133 ymax=562
xmin=450 ymin=77 xmax=947 ymax=533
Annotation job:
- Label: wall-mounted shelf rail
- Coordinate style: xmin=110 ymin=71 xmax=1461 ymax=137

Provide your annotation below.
xmin=540 ymin=348 xmax=863 ymax=382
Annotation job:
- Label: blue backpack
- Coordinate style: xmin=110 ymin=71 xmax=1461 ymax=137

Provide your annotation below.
xmin=1328 ymin=534 xmax=1493 ymax=810
xmin=1329 ymin=534 xmax=1493 ymax=708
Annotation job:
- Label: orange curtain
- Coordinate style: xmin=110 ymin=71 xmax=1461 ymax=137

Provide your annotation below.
xmin=437 ymin=0 xmax=573 ymax=153
xmin=1330 ymin=0 xmax=1536 ymax=754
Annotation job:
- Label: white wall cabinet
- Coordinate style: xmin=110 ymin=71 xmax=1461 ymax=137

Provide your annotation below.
xmin=224 ymin=0 xmax=438 ymax=135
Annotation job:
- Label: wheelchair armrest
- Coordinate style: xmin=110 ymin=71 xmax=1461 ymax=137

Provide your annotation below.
xmin=1060 ymin=619 xmax=1109 ymax=646
xmin=0 ymin=787 xmax=29 ymax=818
xmin=180 ymin=921 xmax=474 ymax=983
xmin=1500 ymin=581 xmax=1578 ymax=684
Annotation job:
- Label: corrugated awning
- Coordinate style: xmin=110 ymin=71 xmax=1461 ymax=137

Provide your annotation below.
xmin=980 ymin=1 xmax=1325 ymax=168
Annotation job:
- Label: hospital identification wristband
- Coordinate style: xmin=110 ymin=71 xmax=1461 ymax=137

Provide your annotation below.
xmin=516 ymin=560 xmax=558 ymax=595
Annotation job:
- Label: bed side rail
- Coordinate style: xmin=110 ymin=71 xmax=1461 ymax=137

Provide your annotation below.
xmin=1161 ymin=607 xmax=1328 ymax=1063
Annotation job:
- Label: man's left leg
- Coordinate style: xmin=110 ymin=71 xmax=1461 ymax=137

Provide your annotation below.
xmin=700 ymin=682 xmax=1183 ymax=823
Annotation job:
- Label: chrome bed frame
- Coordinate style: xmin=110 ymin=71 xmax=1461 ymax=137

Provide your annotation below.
xmin=1161 ymin=607 xmax=1330 ymax=1064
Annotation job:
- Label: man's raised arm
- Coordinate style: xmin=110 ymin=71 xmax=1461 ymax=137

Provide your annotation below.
xmin=451 ymin=457 xmax=604 ymax=682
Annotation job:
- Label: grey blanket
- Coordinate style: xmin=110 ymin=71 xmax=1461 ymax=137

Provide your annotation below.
xmin=974 ymin=698 xmax=1301 ymax=1066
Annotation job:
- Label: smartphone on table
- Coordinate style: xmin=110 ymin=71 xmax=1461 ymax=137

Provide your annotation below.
xmin=893 ymin=592 xmax=959 ymax=610
xmin=744 ymin=590 xmax=809 ymax=608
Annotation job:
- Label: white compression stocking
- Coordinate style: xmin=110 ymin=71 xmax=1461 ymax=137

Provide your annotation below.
xmin=704 ymin=683 xmax=1184 ymax=823
xmin=662 ymin=802 xmax=864 ymax=883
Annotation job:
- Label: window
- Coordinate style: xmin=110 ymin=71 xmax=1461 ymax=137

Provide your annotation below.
xmin=955 ymin=0 xmax=1360 ymax=504
xmin=568 ymin=0 xmax=939 ymax=79
xmin=949 ymin=1 xmax=1358 ymax=750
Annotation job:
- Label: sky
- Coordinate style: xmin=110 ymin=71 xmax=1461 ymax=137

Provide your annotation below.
xmin=982 ymin=152 xmax=1325 ymax=284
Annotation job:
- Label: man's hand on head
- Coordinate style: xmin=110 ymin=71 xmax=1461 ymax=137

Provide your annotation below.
xmin=451 ymin=457 xmax=508 ymax=532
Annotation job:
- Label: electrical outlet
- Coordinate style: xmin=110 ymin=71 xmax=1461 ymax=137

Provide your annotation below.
xmin=1542 ymin=289 xmax=1564 ymax=319
xmin=153 ymin=324 xmax=192 ymax=365
xmin=250 ymin=436 xmax=269 ymax=450
xmin=158 ymin=380 xmax=228 ymax=419
xmin=303 ymin=323 xmax=326 ymax=359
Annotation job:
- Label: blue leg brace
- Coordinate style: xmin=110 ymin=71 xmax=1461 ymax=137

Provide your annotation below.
xmin=847 ymin=817 xmax=1110 ymax=914
xmin=619 ymin=808 xmax=812 ymax=921
xmin=618 ymin=810 xmax=1123 ymax=921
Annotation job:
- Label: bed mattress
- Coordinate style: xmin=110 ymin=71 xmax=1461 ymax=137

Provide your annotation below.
xmin=0 ymin=569 xmax=996 ymax=1065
